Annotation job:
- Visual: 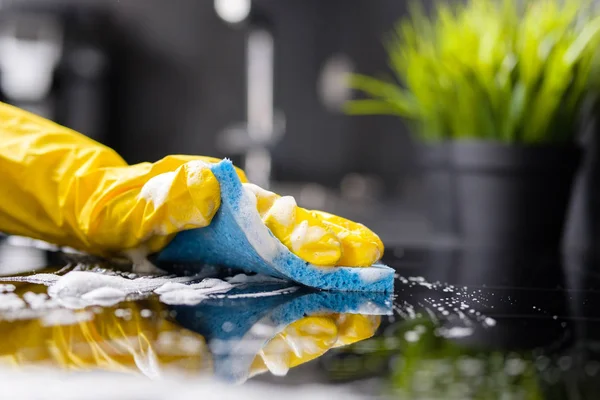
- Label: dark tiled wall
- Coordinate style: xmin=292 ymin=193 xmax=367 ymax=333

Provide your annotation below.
xmin=109 ymin=0 xmax=415 ymax=190
xmin=8 ymin=0 xmax=417 ymax=192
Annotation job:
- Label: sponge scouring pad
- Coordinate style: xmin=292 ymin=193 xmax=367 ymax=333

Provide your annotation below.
xmin=157 ymin=160 xmax=395 ymax=292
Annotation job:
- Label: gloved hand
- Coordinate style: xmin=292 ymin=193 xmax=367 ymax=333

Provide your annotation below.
xmin=0 ymin=102 xmax=383 ymax=267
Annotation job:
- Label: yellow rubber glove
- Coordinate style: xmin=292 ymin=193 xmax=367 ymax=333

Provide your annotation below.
xmin=0 ymin=102 xmax=383 ymax=266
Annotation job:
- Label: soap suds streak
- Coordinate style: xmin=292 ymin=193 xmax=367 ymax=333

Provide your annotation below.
xmin=225 ymin=273 xmax=286 ymax=284
xmin=215 ymin=287 xmax=298 ymax=299
xmin=0 ymin=269 xmax=299 ymax=312
xmin=155 ymin=278 xmax=234 ymax=305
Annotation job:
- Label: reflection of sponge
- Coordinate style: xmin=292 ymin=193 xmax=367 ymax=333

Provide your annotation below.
xmin=157 ymin=160 xmax=394 ymax=293
xmin=172 ymin=285 xmax=392 ymax=383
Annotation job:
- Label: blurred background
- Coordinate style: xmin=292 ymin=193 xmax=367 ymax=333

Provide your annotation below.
xmin=0 ymin=0 xmax=597 ymax=261
xmin=0 ymin=0 xmax=429 ymax=256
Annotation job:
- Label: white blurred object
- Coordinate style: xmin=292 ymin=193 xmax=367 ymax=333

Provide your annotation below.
xmin=244 ymin=28 xmax=275 ymax=189
xmin=5 ymin=235 xmax=60 ymax=251
xmin=298 ymin=184 xmax=328 ymax=210
xmin=340 ymin=173 xmax=384 ymax=201
xmin=0 ymin=241 xmax=46 ymax=275
xmin=217 ymin=22 xmax=285 ymax=190
xmin=318 ymin=54 xmax=354 ymax=112
xmin=214 ymin=0 xmax=252 ymax=24
xmin=0 ymin=14 xmax=63 ymax=101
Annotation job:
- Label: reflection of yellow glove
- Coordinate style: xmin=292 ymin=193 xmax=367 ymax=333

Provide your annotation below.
xmin=0 ymin=102 xmax=383 ymax=266
xmin=250 ymin=313 xmax=380 ymax=377
xmin=0 ymin=298 xmax=210 ymax=376
xmin=0 ymin=283 xmax=379 ymax=380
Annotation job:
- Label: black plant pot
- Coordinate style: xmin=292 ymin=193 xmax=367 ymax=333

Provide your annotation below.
xmin=418 ymin=143 xmax=457 ymax=239
xmin=565 ymin=126 xmax=600 ymax=256
xmin=422 ymin=142 xmax=582 ymax=251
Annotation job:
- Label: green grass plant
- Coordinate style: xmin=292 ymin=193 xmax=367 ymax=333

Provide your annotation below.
xmin=346 ymin=0 xmax=600 ymax=143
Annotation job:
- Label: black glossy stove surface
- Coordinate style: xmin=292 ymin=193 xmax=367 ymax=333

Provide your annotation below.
xmin=2 ymin=241 xmax=600 ymax=399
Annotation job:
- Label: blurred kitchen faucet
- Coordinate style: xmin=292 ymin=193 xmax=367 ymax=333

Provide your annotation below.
xmin=215 ymin=0 xmax=285 ymax=189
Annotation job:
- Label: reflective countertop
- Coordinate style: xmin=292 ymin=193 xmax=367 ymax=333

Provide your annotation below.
xmin=0 ymin=238 xmax=599 ymax=400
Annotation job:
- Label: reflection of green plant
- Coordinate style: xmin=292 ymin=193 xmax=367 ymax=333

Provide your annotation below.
xmin=346 ymin=0 xmax=600 ymax=143
xmin=389 ymin=321 xmax=543 ymax=399
xmin=325 ymin=319 xmax=545 ymax=399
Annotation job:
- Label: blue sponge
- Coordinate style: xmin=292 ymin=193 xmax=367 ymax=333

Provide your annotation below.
xmin=172 ymin=285 xmax=392 ymax=383
xmin=157 ymin=160 xmax=395 ymax=292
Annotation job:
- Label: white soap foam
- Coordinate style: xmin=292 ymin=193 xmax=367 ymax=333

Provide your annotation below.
xmin=123 ymin=246 xmax=163 ymax=274
xmin=155 ymin=278 xmax=233 ymax=305
xmin=40 ymin=270 xmax=201 ymax=308
xmin=317 ymin=263 xmax=386 ymax=285
xmin=0 ymin=284 xmax=15 ymax=293
xmin=0 ymin=265 xmax=298 ymax=311
xmin=354 ymin=300 xmax=393 ymax=316
xmin=242 ymin=183 xmax=278 ymax=203
xmin=290 ymin=221 xmax=327 ymax=253
xmin=226 ymin=273 xmax=286 ymax=285
xmin=355 ymin=266 xmax=389 ymax=284
xmin=41 ymin=309 xmax=94 ymax=327
xmin=265 ymin=196 xmax=296 ymax=227
xmin=158 ymin=289 xmax=208 ymax=305
xmin=155 ymin=278 xmax=232 ymax=295
xmin=216 ymin=287 xmax=298 ymax=299
xmin=239 ymin=185 xmax=280 ymax=261
xmin=0 ymin=292 xmax=25 ymax=310
xmin=49 ymin=271 xmax=171 ymax=298
xmin=154 ymin=282 xmax=189 ymax=294
xmin=139 ymin=171 xmax=176 ymax=208
xmin=23 ymin=291 xmax=57 ymax=310
xmin=0 ymin=273 xmax=60 ymax=285
xmin=184 ymin=160 xmax=212 ymax=184
xmin=81 ymin=287 xmax=127 ymax=307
